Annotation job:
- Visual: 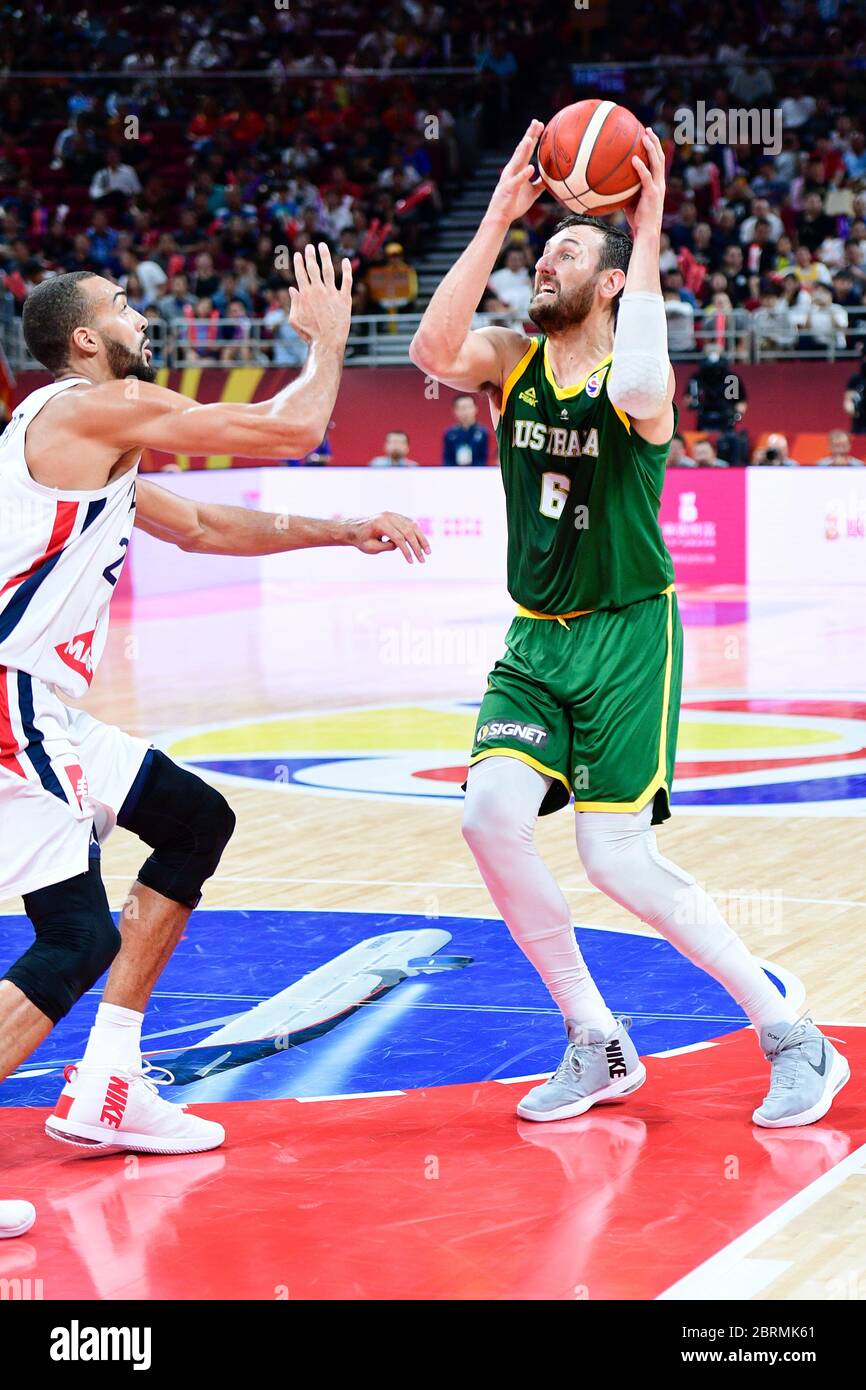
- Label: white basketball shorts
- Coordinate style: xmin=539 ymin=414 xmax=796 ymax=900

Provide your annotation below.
xmin=0 ymin=669 xmax=151 ymax=900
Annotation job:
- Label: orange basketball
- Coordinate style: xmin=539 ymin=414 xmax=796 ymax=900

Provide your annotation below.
xmin=538 ymin=99 xmax=647 ymax=216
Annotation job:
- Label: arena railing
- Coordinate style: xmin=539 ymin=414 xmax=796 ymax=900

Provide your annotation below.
xmin=3 ymin=303 xmax=866 ymax=373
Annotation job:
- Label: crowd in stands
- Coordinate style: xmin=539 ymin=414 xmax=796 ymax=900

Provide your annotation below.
xmin=2 ymin=1 xmax=866 ymax=464
xmin=475 ymin=2 xmax=866 ymax=358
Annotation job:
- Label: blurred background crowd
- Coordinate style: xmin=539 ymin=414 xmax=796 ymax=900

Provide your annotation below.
xmin=2 ymin=0 xmax=866 ymax=463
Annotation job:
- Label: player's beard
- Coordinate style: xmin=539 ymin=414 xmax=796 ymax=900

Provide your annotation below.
xmin=103 ymin=334 xmax=157 ymax=383
xmin=528 ymin=277 xmax=597 ymax=332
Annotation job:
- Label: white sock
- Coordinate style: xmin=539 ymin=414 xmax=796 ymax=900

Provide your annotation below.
xmin=80 ymin=1002 xmax=144 ymax=1072
xmin=463 ymin=757 xmax=617 ymax=1036
xmin=575 ymin=804 xmax=798 ymax=1033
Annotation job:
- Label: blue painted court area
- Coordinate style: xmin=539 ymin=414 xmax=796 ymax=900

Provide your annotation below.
xmin=1 ymin=910 xmax=782 ymax=1108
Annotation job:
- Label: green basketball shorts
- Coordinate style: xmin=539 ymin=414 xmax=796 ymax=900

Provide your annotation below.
xmin=469 ymin=587 xmax=682 ymax=823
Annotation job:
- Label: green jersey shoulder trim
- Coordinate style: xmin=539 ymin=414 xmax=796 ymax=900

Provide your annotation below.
xmin=499 ymin=337 xmax=539 ymax=416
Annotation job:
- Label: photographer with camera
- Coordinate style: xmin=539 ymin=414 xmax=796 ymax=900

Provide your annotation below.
xmin=752 ymin=432 xmax=800 ymax=467
xmin=686 ymin=344 xmax=750 ymax=465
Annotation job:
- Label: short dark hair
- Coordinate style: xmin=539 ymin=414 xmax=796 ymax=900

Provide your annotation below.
xmin=22 ymin=271 xmax=98 ymax=374
xmin=552 ymin=213 xmax=632 ymax=309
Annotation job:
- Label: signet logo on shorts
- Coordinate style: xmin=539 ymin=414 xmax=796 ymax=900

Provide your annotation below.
xmin=475 ymin=720 xmax=549 ymax=750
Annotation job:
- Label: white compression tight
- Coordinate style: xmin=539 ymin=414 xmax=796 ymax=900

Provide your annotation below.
xmin=461 ymin=756 xmax=796 ymax=1035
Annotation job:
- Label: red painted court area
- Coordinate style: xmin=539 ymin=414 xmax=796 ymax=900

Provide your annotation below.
xmin=2 ymin=1028 xmax=864 ymax=1301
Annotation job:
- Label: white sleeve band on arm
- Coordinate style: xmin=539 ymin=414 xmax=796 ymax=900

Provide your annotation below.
xmin=607 ymin=291 xmax=671 ymax=419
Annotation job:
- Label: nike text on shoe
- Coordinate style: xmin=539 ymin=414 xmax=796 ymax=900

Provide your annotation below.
xmin=0 ymin=1201 xmax=36 ymax=1238
xmin=516 ymin=1016 xmax=647 ymax=1122
xmin=45 ymin=1061 xmax=225 ymax=1155
xmin=753 ymin=1017 xmax=850 ymax=1129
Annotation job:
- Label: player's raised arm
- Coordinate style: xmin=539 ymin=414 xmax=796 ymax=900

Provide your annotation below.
xmin=608 ymin=128 xmax=675 ymax=445
xmin=409 ymin=121 xmax=545 ymax=404
xmin=60 ymin=245 xmax=352 ymax=460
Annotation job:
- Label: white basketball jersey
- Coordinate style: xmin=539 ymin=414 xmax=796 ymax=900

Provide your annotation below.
xmin=0 ymin=377 xmax=138 ymax=698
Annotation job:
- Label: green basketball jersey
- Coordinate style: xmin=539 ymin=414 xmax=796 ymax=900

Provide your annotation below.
xmin=496 ymin=336 xmax=676 ymax=614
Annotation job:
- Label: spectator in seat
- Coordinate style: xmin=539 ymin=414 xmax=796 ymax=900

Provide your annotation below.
xmin=720 ymin=245 xmax=751 ymax=306
xmin=191 ymin=251 xmax=221 ymax=300
xmin=369 ymin=430 xmax=419 ymax=467
xmin=63 ymin=232 xmax=96 ymax=274
xmin=795 ymin=283 xmax=848 ymax=352
xmin=692 ymin=438 xmax=730 ymax=468
xmin=831 ymin=269 xmax=862 ymax=309
xmin=667 ymin=433 xmax=697 ymax=467
xmin=182 ymin=297 xmax=220 ymax=363
xmin=668 ymin=200 xmax=698 ymax=252
xmin=488 ymin=246 xmax=533 ymax=324
xmin=89 ymin=146 xmax=142 ymax=205
xmin=443 ymin=395 xmax=491 ymax=466
xmin=158 ymin=272 xmax=196 ymax=323
xmin=743 ymin=218 xmax=777 ymax=277
xmin=365 ymin=242 xmax=418 ymax=312
xmin=792 ymin=245 xmax=832 ymax=291
xmin=700 ymin=290 xmax=750 ymax=358
xmin=841 ymin=239 xmax=866 ymax=294
xmin=664 ymin=289 xmax=696 ymax=354
xmin=472 ymin=289 xmax=515 ymax=329
xmin=739 ymin=197 xmax=784 ymax=246
xmin=86 ymin=209 xmax=120 ymax=271
xmin=119 ymin=247 xmax=167 ymax=307
xmin=843 ymin=131 xmax=866 ymax=182
xmin=795 ymin=190 xmax=836 ymax=253
xmin=752 ymin=433 xmax=799 ymax=466
xmin=123 ymin=273 xmax=148 ymax=314
xmin=220 ymin=298 xmax=257 ymax=364
xmin=754 ymin=285 xmax=798 ymax=354
xmin=817 ymin=430 xmax=866 ymax=467
xmin=773 ymin=234 xmax=796 ymax=275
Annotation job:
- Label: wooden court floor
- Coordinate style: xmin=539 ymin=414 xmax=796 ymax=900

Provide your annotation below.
xmin=2 ymin=574 xmax=865 ymax=1299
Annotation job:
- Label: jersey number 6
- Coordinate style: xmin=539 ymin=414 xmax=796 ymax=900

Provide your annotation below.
xmin=539 ymin=471 xmax=571 ymax=519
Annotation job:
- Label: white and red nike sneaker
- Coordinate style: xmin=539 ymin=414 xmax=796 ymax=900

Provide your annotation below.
xmin=0 ymin=1201 xmax=36 ymax=1238
xmin=45 ymin=1061 xmax=224 ymax=1156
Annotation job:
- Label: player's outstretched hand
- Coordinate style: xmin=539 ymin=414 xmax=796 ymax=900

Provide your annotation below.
xmin=347 ymin=512 xmax=431 ymax=564
xmin=487 ymin=119 xmax=546 ymax=227
xmin=288 ymin=242 xmax=353 ymax=349
xmin=625 ymin=127 xmax=666 ymax=239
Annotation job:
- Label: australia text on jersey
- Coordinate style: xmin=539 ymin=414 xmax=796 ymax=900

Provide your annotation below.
xmin=511 ymin=421 xmax=600 ymax=459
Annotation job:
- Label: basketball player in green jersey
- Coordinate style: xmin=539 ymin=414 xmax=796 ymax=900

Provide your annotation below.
xmin=411 ymin=122 xmax=849 ymax=1127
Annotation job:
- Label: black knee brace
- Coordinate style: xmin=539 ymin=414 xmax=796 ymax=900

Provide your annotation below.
xmin=117 ymin=749 xmax=236 ymax=909
xmin=5 ymin=860 xmax=121 ymax=1023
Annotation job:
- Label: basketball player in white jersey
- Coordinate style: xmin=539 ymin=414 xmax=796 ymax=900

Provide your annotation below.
xmin=0 ymin=246 xmax=429 ymax=1236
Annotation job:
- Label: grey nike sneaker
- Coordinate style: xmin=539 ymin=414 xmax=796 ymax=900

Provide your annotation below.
xmin=516 ymin=1016 xmax=647 ymax=1122
xmin=753 ymin=1018 xmax=850 ymax=1128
